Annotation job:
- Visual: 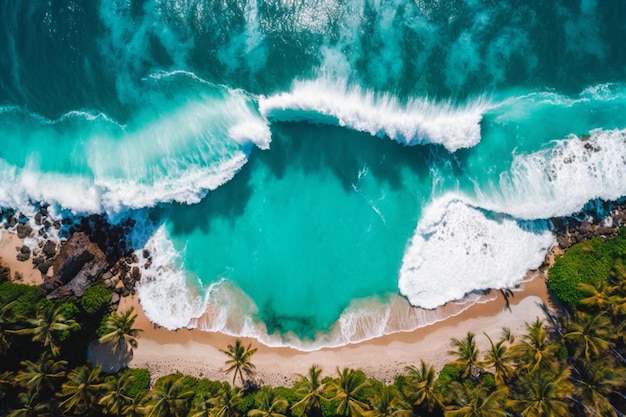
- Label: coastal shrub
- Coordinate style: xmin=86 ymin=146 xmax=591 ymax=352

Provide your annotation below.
xmin=0 ymin=282 xmax=46 ymax=316
xmin=274 ymin=386 xmax=299 ymax=409
xmin=478 ymin=373 xmax=496 ymax=390
xmin=192 ymin=378 xmax=226 ymax=407
xmin=437 ymin=363 xmax=460 ymax=392
xmin=239 ymin=391 xmax=256 ymax=415
xmin=548 ymin=230 xmax=626 ymax=306
xmin=122 ymin=368 xmax=151 ymax=397
xmin=78 ymin=284 xmax=111 ymax=314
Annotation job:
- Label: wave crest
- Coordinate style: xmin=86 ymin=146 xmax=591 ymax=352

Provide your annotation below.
xmin=259 ymin=78 xmax=492 ymax=152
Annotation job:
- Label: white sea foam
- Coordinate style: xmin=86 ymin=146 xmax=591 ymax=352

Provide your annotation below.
xmin=399 ymin=195 xmax=554 ymax=309
xmin=0 ymin=84 xmax=271 ymax=216
xmin=482 ymin=128 xmax=626 ymax=219
xmin=136 ymin=223 xmax=502 ymax=351
xmin=135 ymin=226 xmax=209 ymax=330
xmin=98 ymin=153 xmax=250 ymax=214
xmin=259 ymin=78 xmax=491 ymax=152
xmin=134 ymin=221 xmax=504 ymax=351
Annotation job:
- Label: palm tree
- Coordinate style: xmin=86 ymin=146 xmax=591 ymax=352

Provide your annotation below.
xmin=98 ymin=373 xmax=134 ymax=416
xmin=481 ymin=333 xmax=515 ymax=387
xmin=292 ymin=365 xmax=326 ymax=417
xmin=14 ymin=353 xmax=67 ymax=396
xmin=7 ymin=391 xmax=51 ymax=417
xmin=403 ymin=360 xmax=443 ymax=413
xmin=220 ymin=339 xmax=258 ymax=386
xmin=563 ymin=312 xmax=613 ymax=361
xmin=506 ymin=367 xmax=573 ymax=417
xmin=98 ymin=308 xmax=142 ymax=356
xmin=0 ymin=370 xmax=13 ymax=401
xmin=143 ymin=375 xmax=195 ymax=417
xmin=448 ymin=332 xmax=480 ymax=379
xmin=364 ymin=385 xmax=412 ymax=417
xmin=578 ymin=281 xmax=614 ymax=312
xmin=325 ymin=367 xmax=370 ymax=417
xmin=123 ymin=390 xmax=150 ymax=417
xmin=572 ymin=358 xmax=626 ymax=417
xmin=0 ymin=300 xmax=17 ymax=354
xmin=57 ymin=365 xmax=105 ymax=415
xmin=511 ymin=319 xmax=558 ymax=374
xmin=209 ymin=385 xmax=243 ymax=417
xmin=444 ymin=382 xmax=507 ymax=417
xmin=248 ymin=386 xmax=288 ymax=417
xmin=190 ymin=393 xmax=213 ymax=417
xmin=12 ymin=304 xmax=79 ymax=357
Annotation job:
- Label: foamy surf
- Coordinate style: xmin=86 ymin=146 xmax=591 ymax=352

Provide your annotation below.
xmin=399 ymin=195 xmax=554 ymax=309
xmin=0 ymin=81 xmax=271 ymax=216
xmin=259 ymin=78 xmax=492 ymax=152
xmin=481 ymin=128 xmax=626 ymax=219
xmin=138 ymin=224 xmax=500 ymax=351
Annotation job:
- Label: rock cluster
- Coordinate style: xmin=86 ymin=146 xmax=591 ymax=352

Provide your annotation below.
xmin=1 ymin=207 xmax=151 ymax=308
xmin=41 ymin=232 xmax=108 ymax=298
xmin=551 ymin=200 xmax=626 ymax=250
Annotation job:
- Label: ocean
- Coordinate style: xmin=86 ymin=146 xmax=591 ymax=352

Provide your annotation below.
xmin=1 ymin=0 xmax=626 ymax=350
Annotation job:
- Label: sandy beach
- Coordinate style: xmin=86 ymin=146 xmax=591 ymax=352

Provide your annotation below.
xmin=122 ymin=277 xmax=550 ymax=386
xmin=0 ymin=228 xmax=554 ymax=386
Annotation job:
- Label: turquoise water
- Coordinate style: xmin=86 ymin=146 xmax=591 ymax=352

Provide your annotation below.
xmin=2 ymin=1 xmax=626 ymax=347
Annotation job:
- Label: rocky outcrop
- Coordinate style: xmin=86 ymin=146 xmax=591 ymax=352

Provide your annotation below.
xmin=41 ymin=232 xmax=108 ymax=298
xmin=552 ymin=200 xmax=626 ymax=250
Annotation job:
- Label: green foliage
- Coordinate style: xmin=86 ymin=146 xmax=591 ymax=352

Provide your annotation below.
xmin=478 ymin=373 xmax=496 ymax=390
xmin=437 ymin=363 xmax=460 ymax=392
xmin=274 ymin=386 xmax=299 ymax=407
xmin=193 ymin=378 xmax=226 ymax=404
xmin=0 ymin=282 xmax=46 ymax=316
xmin=122 ymin=368 xmax=151 ymax=398
xmin=154 ymin=371 xmax=198 ymax=393
xmin=556 ymin=345 xmax=569 ymax=361
xmin=548 ymin=230 xmax=626 ymax=305
xmin=95 ymin=315 xmax=110 ymax=338
xmin=78 ymin=284 xmax=111 ymax=314
xmin=57 ymin=302 xmax=80 ymax=341
xmin=239 ymin=391 xmax=257 ymax=414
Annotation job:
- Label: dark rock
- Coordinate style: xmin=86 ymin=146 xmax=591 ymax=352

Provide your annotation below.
xmin=40 ymin=205 xmax=48 ymax=217
xmin=110 ymin=293 xmax=120 ymax=304
xmin=142 ymin=249 xmax=151 ymax=259
xmin=20 ymin=245 xmax=31 ymax=254
xmin=42 ymin=240 xmax=56 ymax=258
xmin=102 ymin=271 xmax=113 ymax=281
xmin=8 ymin=217 xmax=17 ymax=228
xmin=37 ymin=262 xmax=50 ymax=275
xmin=144 ymin=258 xmax=152 ymax=269
xmin=14 ymin=271 xmax=22 ymax=281
xmin=53 ymin=221 xmax=61 ymax=230
xmin=130 ymin=266 xmax=141 ymax=281
xmin=34 ymin=212 xmax=42 ymax=225
xmin=103 ymin=278 xmax=113 ymax=288
xmin=595 ymin=226 xmax=615 ymax=236
xmin=0 ymin=266 xmax=11 ymax=282
xmin=556 ymin=235 xmax=571 ymax=250
xmin=16 ymin=252 xmax=30 ymax=262
xmin=46 ymin=232 xmax=108 ymax=298
xmin=16 ymin=223 xmax=32 ymax=239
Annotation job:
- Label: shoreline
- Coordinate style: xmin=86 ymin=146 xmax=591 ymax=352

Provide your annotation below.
xmin=1 ymin=225 xmax=554 ymax=386
xmin=122 ymin=273 xmax=551 ymax=386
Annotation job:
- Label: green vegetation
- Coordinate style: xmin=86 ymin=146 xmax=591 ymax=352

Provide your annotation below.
xmin=2 ymin=227 xmax=626 ymax=416
xmin=78 ymin=284 xmax=112 ymax=315
xmin=548 ymin=228 xmax=626 ymax=305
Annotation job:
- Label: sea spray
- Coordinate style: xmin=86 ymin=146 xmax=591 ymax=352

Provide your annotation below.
xmin=259 ymin=78 xmax=492 ymax=152
xmin=399 ymin=196 xmax=554 ymax=309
